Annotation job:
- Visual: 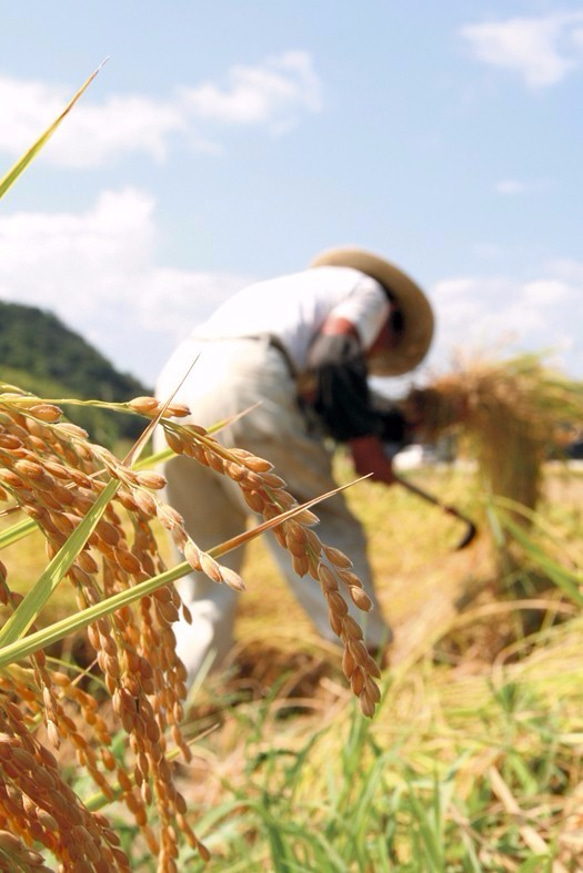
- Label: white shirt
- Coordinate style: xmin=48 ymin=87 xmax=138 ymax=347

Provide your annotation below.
xmin=194 ymin=266 xmax=390 ymax=373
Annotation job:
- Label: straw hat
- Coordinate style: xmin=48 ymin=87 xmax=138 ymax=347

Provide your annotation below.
xmin=310 ymin=246 xmax=434 ymax=376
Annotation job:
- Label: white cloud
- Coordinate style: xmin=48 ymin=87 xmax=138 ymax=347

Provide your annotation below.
xmin=0 ymin=77 xmax=184 ymax=167
xmin=179 ymin=51 xmax=322 ymax=132
xmin=0 ymin=51 xmax=323 ymax=168
xmin=60 ymin=96 xmax=185 ymax=167
xmin=549 ymin=258 xmax=583 ymax=286
xmin=495 ymin=179 xmax=528 ymax=195
xmin=0 ymin=78 xmax=62 ymax=152
xmin=0 ymin=188 xmax=250 ymax=384
xmin=429 ymin=271 xmax=581 ymax=375
xmin=460 ymin=12 xmax=583 ymax=88
xmin=522 ymin=279 xmax=571 ymax=306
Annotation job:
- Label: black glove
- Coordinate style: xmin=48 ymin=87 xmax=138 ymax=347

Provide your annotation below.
xmin=307 ymin=333 xmax=384 ymax=442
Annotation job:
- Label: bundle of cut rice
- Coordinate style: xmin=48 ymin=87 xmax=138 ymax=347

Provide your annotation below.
xmin=406 ymin=353 xmax=583 ymax=514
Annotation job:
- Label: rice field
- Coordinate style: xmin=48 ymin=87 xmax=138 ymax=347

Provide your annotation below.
xmin=171 ymin=458 xmax=583 ymax=872
xmin=3 ymin=436 xmax=582 ymax=871
xmin=1 ymin=350 xmax=583 ymax=871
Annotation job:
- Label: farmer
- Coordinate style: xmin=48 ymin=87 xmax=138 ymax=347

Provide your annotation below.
xmin=155 ymin=247 xmax=434 ymax=685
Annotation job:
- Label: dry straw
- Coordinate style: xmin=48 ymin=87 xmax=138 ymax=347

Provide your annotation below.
xmin=0 ymin=388 xmax=380 ymax=870
xmin=407 ymin=352 xmax=583 ymax=513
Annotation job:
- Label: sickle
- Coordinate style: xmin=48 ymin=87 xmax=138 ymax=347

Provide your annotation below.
xmin=393 ymin=474 xmax=478 ymax=551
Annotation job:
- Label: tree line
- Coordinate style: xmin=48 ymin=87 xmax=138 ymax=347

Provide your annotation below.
xmin=0 ymin=301 xmax=151 ymax=447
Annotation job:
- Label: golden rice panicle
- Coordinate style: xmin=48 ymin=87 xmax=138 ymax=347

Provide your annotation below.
xmin=0 ymin=395 xmax=209 ymax=866
xmin=0 ymin=385 xmax=382 ymax=871
xmin=0 ymin=701 xmax=129 ymax=871
xmin=316 ymin=559 xmax=381 ymax=717
xmin=0 ymin=579 xmax=68 ymax=756
xmin=155 ymin=495 xmax=246 ymax=594
xmin=0 ymin=829 xmax=53 ymax=872
xmin=127 ymin=395 xmax=190 ymax=420
xmin=161 ymin=418 xmax=383 ymax=715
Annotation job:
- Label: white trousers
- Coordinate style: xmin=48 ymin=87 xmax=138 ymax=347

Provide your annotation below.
xmin=155 ymin=336 xmax=392 ymax=687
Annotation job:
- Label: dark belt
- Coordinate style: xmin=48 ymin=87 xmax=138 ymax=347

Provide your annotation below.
xmin=264 ymin=335 xmax=297 ymax=378
xmin=240 ymin=334 xmax=297 ymax=379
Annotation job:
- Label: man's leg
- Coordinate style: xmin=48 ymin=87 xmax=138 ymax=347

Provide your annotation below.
xmin=162 ymin=453 xmax=247 ymax=686
xmin=255 ymin=436 xmax=393 ymax=652
xmin=156 ymin=336 xmax=392 ymax=671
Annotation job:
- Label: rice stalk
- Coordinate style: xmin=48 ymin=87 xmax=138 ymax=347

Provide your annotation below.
xmin=0 ymin=386 xmax=381 ymax=870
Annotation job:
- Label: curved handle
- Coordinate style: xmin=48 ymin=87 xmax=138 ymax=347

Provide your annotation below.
xmin=392 ymin=474 xmax=478 ymax=551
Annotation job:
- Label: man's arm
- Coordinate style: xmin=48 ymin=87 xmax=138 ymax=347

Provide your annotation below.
xmin=305 ymin=314 xmax=398 ymax=486
xmin=349 ymin=434 xmax=395 ymax=484
xmin=306 ymin=316 xmax=382 ymax=443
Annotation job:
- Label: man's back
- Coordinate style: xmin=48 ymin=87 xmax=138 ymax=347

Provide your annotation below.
xmin=194 ymin=265 xmax=389 ymax=373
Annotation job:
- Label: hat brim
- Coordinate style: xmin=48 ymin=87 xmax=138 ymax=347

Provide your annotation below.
xmin=310 ymin=246 xmax=434 ymax=376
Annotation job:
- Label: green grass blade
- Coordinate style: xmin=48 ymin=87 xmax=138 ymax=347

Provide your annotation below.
xmin=501 ymin=512 xmax=583 ymax=606
xmin=0 ymin=59 xmax=107 ymax=199
xmin=406 ymin=783 xmax=445 ymax=873
xmin=0 ymin=516 xmax=37 ymax=548
xmin=0 ymin=556 xmax=182 ymax=668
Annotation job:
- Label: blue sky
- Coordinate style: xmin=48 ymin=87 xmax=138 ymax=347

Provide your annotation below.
xmin=1 ymin=1 xmax=582 ymax=390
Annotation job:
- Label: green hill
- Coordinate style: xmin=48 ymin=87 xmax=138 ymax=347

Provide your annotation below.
xmin=0 ymin=301 xmax=151 ymax=446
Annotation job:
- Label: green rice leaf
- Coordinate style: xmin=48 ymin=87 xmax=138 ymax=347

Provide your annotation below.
xmin=0 ymin=478 xmax=119 ymax=647
xmin=0 ymin=59 xmax=107 ymax=200
xmin=0 ymin=515 xmax=37 ymax=548
xmin=500 ymin=511 xmax=583 ymax=606
xmin=0 ymin=557 xmax=179 ymax=668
